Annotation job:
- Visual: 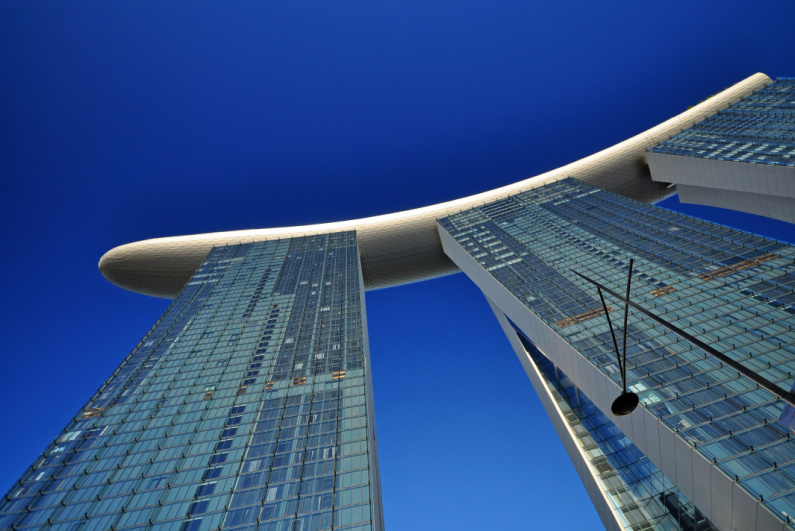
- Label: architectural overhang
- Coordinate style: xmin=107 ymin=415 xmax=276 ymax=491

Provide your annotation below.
xmin=99 ymin=73 xmax=772 ymax=299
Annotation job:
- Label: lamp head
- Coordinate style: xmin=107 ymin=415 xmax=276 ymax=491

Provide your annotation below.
xmin=611 ymin=392 xmax=639 ymax=416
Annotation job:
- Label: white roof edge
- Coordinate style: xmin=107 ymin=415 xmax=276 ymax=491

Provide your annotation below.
xmin=99 ymin=73 xmax=772 ymax=298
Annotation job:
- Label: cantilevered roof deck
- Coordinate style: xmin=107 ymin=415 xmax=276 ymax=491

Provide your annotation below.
xmin=99 ymin=73 xmax=771 ymax=298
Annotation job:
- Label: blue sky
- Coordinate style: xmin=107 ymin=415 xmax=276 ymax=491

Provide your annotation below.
xmin=1 ymin=1 xmax=794 ymax=529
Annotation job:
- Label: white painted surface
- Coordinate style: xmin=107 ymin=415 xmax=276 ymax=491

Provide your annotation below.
xmin=438 ymin=224 xmax=787 ymax=531
xmin=647 ymin=151 xmax=795 ymax=224
xmin=100 ymin=74 xmax=771 ymax=298
xmin=486 ymin=298 xmax=623 ymax=531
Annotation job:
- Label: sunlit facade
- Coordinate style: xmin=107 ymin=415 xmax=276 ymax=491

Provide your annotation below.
xmin=518 ymin=329 xmax=714 ymax=530
xmin=0 ymin=234 xmax=383 ymax=531
xmin=648 ymin=78 xmax=795 ymax=225
xmin=439 ymin=178 xmax=795 ymax=530
xmin=650 ymin=78 xmax=795 ymax=167
xmin=2 ymin=73 xmax=794 ymax=530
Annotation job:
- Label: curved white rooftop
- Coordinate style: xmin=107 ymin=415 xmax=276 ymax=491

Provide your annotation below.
xmin=99 ymin=73 xmax=771 ymax=299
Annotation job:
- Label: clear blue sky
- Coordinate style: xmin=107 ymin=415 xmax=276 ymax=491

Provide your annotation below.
xmin=1 ymin=1 xmax=794 ymax=529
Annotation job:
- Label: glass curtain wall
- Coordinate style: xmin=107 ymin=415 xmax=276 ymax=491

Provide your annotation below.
xmin=650 ymin=77 xmax=795 ymax=166
xmin=439 ymin=177 xmax=795 ymax=524
xmin=513 ymin=326 xmax=715 ymax=530
xmin=0 ymin=233 xmax=381 ymax=531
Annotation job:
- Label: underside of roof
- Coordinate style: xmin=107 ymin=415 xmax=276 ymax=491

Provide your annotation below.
xmin=98 ymin=73 xmax=772 ymax=299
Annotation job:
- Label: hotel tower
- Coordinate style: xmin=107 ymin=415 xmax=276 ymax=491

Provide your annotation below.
xmin=2 ymin=73 xmax=795 ymax=531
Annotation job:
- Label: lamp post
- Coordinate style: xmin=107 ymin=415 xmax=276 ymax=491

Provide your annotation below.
xmin=573 ymin=261 xmax=795 ymax=417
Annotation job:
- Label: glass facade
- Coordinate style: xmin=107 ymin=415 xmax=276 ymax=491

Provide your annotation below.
xmin=0 ymin=233 xmax=382 ymax=531
xmin=439 ymin=178 xmax=795 ymax=525
xmin=513 ymin=327 xmax=716 ymax=530
xmin=649 ymin=77 xmax=795 ymax=167
xmin=2 ymin=87 xmax=794 ymax=526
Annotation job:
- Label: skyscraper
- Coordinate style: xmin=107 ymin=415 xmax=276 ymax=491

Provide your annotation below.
xmin=439 ymin=177 xmax=795 ymax=530
xmin=1 ymin=234 xmax=382 ymax=531
xmin=2 ymin=73 xmax=794 ymax=531
xmin=648 ymin=78 xmax=795 ymax=225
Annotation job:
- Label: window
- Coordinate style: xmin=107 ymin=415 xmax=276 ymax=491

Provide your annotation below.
xmin=188 ymin=499 xmax=209 ymax=515
xmin=147 ymin=475 xmax=168 ymax=489
xmin=209 ymin=453 xmax=228 ymax=465
xmin=202 ymin=467 xmax=222 ymax=481
xmin=81 ymin=407 xmax=104 ymax=419
xmin=181 ymin=518 xmax=203 ymax=531
xmin=195 ymin=482 xmax=216 ymax=497
xmin=59 ymin=430 xmax=82 ymax=442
